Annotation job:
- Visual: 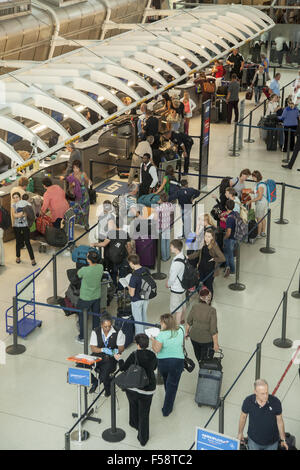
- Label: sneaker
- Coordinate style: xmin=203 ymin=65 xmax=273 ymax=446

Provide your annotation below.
xmin=281 ymin=165 xmax=290 ymax=169
xmin=75 ymin=336 xmax=84 ymax=344
xmin=224 ymin=267 xmax=230 ymax=278
xmin=105 ymin=390 xmax=111 ymax=398
xmin=256 ymin=234 xmax=262 ymax=239
xmin=260 ymin=232 xmax=266 ymax=237
xmin=89 ymin=382 xmax=98 ymax=394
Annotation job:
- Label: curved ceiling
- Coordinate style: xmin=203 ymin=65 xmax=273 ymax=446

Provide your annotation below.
xmin=0 ymin=4 xmax=274 ymax=178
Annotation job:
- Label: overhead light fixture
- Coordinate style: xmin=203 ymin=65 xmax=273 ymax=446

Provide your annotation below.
xmin=32 ymin=124 xmax=47 ymax=134
xmin=98 ymin=96 xmax=104 ymax=102
xmin=155 ymin=68 xmax=161 ymax=73
xmin=180 ymin=56 xmax=185 ymax=60
xmin=128 ymin=81 xmax=135 ymax=87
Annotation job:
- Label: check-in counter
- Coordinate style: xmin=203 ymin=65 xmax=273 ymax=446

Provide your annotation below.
xmin=174 ymin=80 xmax=201 ymax=116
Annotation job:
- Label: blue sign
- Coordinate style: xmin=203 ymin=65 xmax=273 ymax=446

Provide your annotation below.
xmin=68 ymin=367 xmax=91 ymax=387
xmin=68 ymin=215 xmax=75 ymax=242
xmin=95 ymin=179 xmax=129 ymax=196
xmin=195 ymin=427 xmax=240 ymax=451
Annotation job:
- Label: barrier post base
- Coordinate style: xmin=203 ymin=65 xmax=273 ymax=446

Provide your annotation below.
xmin=291 ymin=291 xmax=300 ymax=299
xmin=260 ymin=247 xmax=276 ymax=254
xmin=229 ymin=151 xmax=240 ymax=157
xmin=244 ymin=138 xmax=255 ymax=143
xmin=273 ymin=338 xmax=293 ymax=349
xmin=102 ymin=428 xmax=126 ymax=443
xmin=152 ymin=272 xmax=167 ymax=280
xmin=228 ymin=282 xmax=246 ymax=291
xmin=275 ymin=218 xmax=289 ymax=225
xmin=47 ymin=296 xmax=64 ymax=305
xmin=282 ymin=159 xmax=289 ymax=164
xmin=6 ymin=344 xmax=26 ymax=355
xmin=71 ymin=430 xmax=90 ymax=442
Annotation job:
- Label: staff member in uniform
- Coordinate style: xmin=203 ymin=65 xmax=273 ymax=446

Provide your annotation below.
xmin=139 ymin=153 xmax=158 ymax=197
xmin=89 ymin=314 xmax=125 ymax=395
xmin=226 ymin=48 xmax=244 ymax=80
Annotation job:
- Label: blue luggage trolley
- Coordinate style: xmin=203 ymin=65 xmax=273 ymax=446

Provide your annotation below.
xmin=5 ymin=269 xmax=42 ymax=338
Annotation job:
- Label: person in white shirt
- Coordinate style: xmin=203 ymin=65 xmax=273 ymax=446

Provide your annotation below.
xmin=166 ymin=239 xmax=186 ymax=325
xmin=128 ymin=136 xmax=154 ymax=185
xmin=139 ymin=153 xmax=158 ymax=197
xmin=265 ymin=94 xmax=280 ymax=116
xmin=274 ymin=37 xmax=288 ymax=66
xmin=89 ymin=200 xmax=116 ymax=246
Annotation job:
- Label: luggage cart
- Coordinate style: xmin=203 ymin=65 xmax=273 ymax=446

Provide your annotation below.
xmin=5 ymin=269 xmax=42 ymax=338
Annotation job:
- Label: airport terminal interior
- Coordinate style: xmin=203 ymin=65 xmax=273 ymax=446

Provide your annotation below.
xmin=0 ymin=0 xmax=299 ymax=452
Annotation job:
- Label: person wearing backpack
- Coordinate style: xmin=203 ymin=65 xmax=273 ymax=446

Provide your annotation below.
xmin=128 ymin=254 xmax=155 ymax=335
xmin=197 ymin=229 xmax=225 ymax=297
xmin=166 ymin=239 xmax=186 ymax=325
xmin=11 ymin=192 xmax=37 ymax=266
xmin=223 ymin=200 xmax=237 ymax=278
xmin=114 ymin=333 xmax=157 ymax=446
xmin=248 ymin=171 xmax=269 ymax=238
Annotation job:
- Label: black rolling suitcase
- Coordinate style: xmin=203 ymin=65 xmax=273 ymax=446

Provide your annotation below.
xmin=266 ymin=129 xmax=277 ymax=151
xmin=216 ymin=98 xmax=227 ymax=122
xmin=210 ymin=105 xmax=219 ymax=123
xmin=195 ymin=350 xmax=224 ymax=408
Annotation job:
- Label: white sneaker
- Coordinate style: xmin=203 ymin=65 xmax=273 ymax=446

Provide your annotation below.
xmin=260 ymin=232 xmax=266 ymax=237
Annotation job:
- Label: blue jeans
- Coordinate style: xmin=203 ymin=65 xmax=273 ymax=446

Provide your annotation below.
xmin=247 ymin=437 xmax=278 ymax=451
xmin=161 ymin=235 xmax=170 ymax=261
xmin=158 ymin=358 xmax=184 ymax=416
xmin=77 ymin=298 xmax=101 ymax=340
xmin=223 ymin=238 xmax=236 ymax=273
xmin=131 ymin=300 xmax=149 ymax=335
xmin=254 ymin=86 xmax=263 ymax=104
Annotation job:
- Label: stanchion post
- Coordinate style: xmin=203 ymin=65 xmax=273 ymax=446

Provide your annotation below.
xmin=255 ymin=343 xmax=262 ymax=381
xmin=282 ymin=128 xmax=291 ymax=164
xmin=47 ymin=254 xmax=63 ymax=305
xmin=260 ymin=209 xmax=276 ymax=254
xmin=273 ymin=291 xmax=293 ymax=349
xmin=229 ymin=243 xmax=246 ymax=291
xmin=102 ymin=378 xmax=126 ymax=442
xmin=218 ymin=398 xmax=225 ymax=435
xmin=263 ymin=99 xmax=267 ymax=115
xmin=152 ymin=232 xmax=167 ymax=280
xmin=229 ymin=123 xmax=240 ymax=157
xmin=6 ymin=296 xmax=26 ymax=356
xmin=89 ymin=159 xmax=94 ymax=184
xmin=244 ymin=111 xmax=255 ymax=143
xmin=275 ymin=183 xmax=289 ymax=225
xmin=291 ymin=272 xmax=300 ymax=299
xmin=65 ymin=432 xmax=71 ymax=451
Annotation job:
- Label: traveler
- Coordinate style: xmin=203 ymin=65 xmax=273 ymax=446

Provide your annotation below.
xmin=128 ymin=136 xmax=154 ymax=185
xmin=223 ymin=199 xmax=237 ymax=278
xmin=154 ymin=165 xmax=176 ymax=196
xmin=76 ymin=250 xmax=103 ymax=344
xmin=119 ymin=183 xmax=139 ymax=224
xmin=66 ymin=160 xmax=90 ymax=230
xmin=154 ymin=192 xmax=174 ymax=262
xmin=128 ymin=254 xmax=151 ymax=335
xmin=180 ymin=91 xmax=196 ymax=135
xmin=278 ymin=100 xmax=299 ymax=152
xmin=226 ymin=74 xmax=240 ymax=124
xmin=65 ymin=143 xmax=82 ymax=176
xmin=261 ymin=53 xmax=270 ymax=78
xmin=114 ymin=333 xmax=157 ymax=447
xmin=265 ymin=94 xmax=280 ymax=116
xmin=269 ymin=73 xmax=281 ymax=97
xmin=143 ymin=108 xmax=160 ymax=149
xmin=41 ymin=177 xmax=69 ymax=228
xmin=226 ymin=48 xmax=244 ymax=79
xmin=197 ymin=229 xmax=225 ymax=296
xmin=212 ymin=59 xmax=225 ymax=79
xmin=89 ymin=314 xmax=125 ymax=396
xmin=230 ymin=169 xmax=252 ymax=199
xmin=177 ymin=180 xmax=200 ymax=238
xmin=282 ymin=126 xmax=300 ymax=169
xmin=251 ymin=65 xmax=267 ymax=105
xmin=11 ymin=192 xmax=36 ymax=266
xmin=150 ymin=313 xmax=185 ymax=417
xmin=90 ymin=200 xmax=116 ymax=246
xmin=158 ymin=92 xmax=172 ymax=116
xmin=166 ymin=239 xmax=186 ymax=325
xmin=171 ymin=98 xmax=185 ymax=133
xmin=225 ymin=187 xmax=241 ymax=214
xmin=95 ymin=218 xmax=131 ymax=288
xmin=248 ymin=171 xmax=268 ymax=238
xmin=10 ymin=176 xmax=28 ymax=199
xmin=185 ymin=286 xmax=220 ymax=363
xmin=238 ymin=379 xmax=289 ymax=450
xmin=139 ymin=153 xmax=158 ymax=197
xmin=137 ymin=103 xmax=148 ymax=138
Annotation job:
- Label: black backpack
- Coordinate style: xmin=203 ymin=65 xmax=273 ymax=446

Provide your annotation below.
xmin=175 ymin=258 xmax=199 ymax=290
xmin=0 ymin=206 xmax=11 ymax=230
xmin=115 ymin=351 xmax=149 ymax=390
xmin=107 ymin=239 xmax=127 ymax=265
xmin=136 ymin=269 xmax=157 ymax=300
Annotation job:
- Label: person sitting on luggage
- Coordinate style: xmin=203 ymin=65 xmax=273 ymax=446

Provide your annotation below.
xmin=139 ymin=153 xmax=159 ymax=197
xmin=114 ymin=333 xmax=157 ymax=447
xmin=76 ymin=250 xmax=103 ymax=344
xmin=185 ymin=286 xmax=220 ymax=363
xmin=89 ymin=314 xmax=125 ymax=396
xmin=238 ymin=379 xmax=289 ymax=451
xmin=41 ymin=177 xmax=69 ymax=229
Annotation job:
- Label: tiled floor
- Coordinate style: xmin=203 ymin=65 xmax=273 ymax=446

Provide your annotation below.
xmin=0 ymin=69 xmax=300 ymax=450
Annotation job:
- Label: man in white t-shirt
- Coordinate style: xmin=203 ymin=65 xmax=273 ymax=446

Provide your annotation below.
xmin=166 ymin=239 xmax=186 ymax=326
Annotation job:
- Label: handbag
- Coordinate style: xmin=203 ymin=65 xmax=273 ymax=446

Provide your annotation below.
xmin=182 ymin=327 xmax=195 ymax=373
xmin=115 ymin=351 xmax=149 ymax=390
xmin=246 ymin=86 xmax=253 ymax=100
xmin=36 ymin=214 xmax=53 ymax=235
xmin=45 ymin=226 xmax=68 ymax=247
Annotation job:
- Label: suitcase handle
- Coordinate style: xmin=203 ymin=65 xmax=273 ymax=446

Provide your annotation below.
xmin=208 ymin=347 xmax=224 ymax=361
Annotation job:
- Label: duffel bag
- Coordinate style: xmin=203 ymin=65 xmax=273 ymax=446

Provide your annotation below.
xmin=36 ymin=214 xmax=53 ymax=235
xmin=45 ymin=226 xmax=68 ymax=247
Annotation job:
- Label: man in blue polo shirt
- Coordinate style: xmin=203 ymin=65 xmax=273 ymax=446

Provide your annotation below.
xmin=223 ymin=199 xmax=237 ymax=278
xmin=269 ymin=73 xmax=281 ymax=97
xmin=238 ymin=379 xmax=288 ymax=450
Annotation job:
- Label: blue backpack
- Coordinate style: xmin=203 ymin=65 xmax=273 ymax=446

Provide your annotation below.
xmin=71 ymin=245 xmax=100 ymax=267
xmin=259 ymin=180 xmax=276 ymax=203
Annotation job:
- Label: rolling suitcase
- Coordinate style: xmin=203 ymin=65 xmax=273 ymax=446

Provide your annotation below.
xmin=266 ymin=129 xmax=277 ymax=151
xmin=210 ymin=105 xmax=219 ymax=123
xmin=195 ymin=350 xmax=224 ymax=408
xmin=135 ymin=237 xmax=156 ymax=269
xmin=216 ymin=98 xmax=227 ymax=122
